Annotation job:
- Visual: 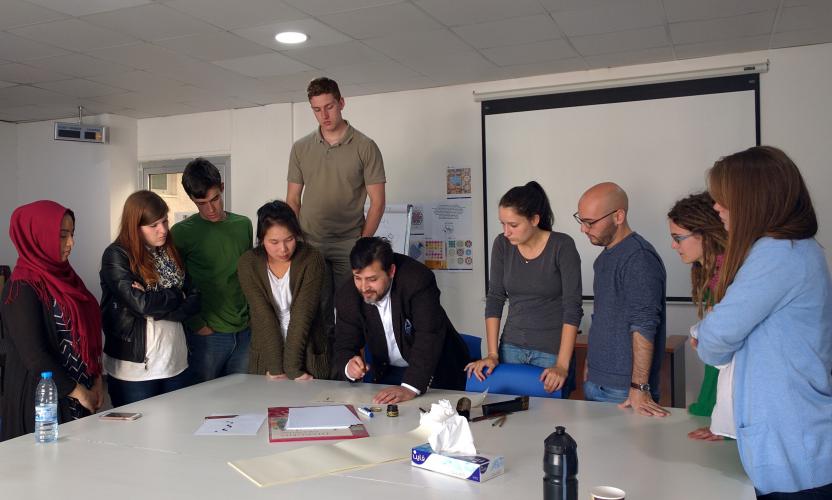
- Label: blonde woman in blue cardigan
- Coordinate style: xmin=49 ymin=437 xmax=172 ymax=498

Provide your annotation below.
xmin=695 ymin=146 xmax=832 ymax=499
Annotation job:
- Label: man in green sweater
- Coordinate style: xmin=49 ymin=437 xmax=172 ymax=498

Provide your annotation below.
xmin=171 ymin=158 xmax=253 ymax=384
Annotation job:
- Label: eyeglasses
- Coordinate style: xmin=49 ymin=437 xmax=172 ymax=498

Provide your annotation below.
xmin=671 ymin=233 xmax=695 ymax=244
xmin=573 ymin=209 xmax=618 ymax=228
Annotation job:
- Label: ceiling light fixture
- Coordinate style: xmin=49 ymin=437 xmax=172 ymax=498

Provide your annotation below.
xmin=275 ymin=31 xmax=308 ymax=44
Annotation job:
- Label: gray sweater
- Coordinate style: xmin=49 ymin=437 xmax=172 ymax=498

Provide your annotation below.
xmin=485 ymin=232 xmax=583 ymax=355
xmin=587 ymin=232 xmax=666 ymax=391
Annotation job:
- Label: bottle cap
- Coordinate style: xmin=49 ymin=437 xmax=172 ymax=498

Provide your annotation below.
xmin=544 ymin=425 xmax=577 ymax=455
xmin=41 ymin=371 xmax=53 ymax=379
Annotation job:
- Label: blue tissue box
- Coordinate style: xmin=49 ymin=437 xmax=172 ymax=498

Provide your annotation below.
xmin=410 ymin=443 xmax=505 ymax=482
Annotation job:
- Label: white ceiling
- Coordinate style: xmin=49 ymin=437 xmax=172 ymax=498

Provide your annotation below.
xmin=0 ymin=0 xmax=829 ymax=123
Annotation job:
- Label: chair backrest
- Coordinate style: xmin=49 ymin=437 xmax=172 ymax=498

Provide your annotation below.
xmin=465 ymin=363 xmax=562 ymax=399
xmin=459 ymin=333 xmax=482 ymax=359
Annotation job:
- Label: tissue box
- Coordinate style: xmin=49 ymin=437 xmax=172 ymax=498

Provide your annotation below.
xmin=410 ymin=444 xmax=504 ymax=482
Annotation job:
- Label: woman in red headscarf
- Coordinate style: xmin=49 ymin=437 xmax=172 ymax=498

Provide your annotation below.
xmin=1 ymin=200 xmax=104 ymax=441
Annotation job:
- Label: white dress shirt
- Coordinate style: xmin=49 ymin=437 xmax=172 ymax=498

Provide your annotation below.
xmin=345 ymin=287 xmax=419 ymax=395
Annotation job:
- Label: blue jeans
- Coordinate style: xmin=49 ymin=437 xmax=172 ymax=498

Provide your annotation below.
xmin=499 ymin=342 xmax=576 ymax=398
xmin=583 ymin=380 xmax=661 ymax=404
xmin=107 ymin=369 xmax=192 ymax=407
xmin=186 ymin=327 xmax=251 ymax=385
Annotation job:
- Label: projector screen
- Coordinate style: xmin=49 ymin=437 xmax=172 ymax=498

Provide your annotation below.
xmin=483 ymin=75 xmax=759 ymax=299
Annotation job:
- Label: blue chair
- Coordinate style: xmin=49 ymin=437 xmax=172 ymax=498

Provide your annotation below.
xmin=459 ymin=333 xmax=482 ymax=359
xmin=465 ymin=363 xmax=562 ymax=399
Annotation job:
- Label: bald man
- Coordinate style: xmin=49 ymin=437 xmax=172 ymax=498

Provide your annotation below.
xmin=575 ymin=183 xmax=669 ymax=417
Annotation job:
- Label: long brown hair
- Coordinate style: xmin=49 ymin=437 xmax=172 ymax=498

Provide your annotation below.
xmin=668 ymin=192 xmax=726 ymax=318
xmin=115 ymin=190 xmax=183 ymax=287
xmin=708 ymin=146 xmax=817 ymax=302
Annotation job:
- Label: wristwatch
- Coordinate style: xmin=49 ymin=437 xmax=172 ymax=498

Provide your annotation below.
xmin=630 ymin=382 xmax=651 ymax=392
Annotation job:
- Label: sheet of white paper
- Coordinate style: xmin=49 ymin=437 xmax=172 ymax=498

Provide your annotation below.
xmin=194 ymin=413 xmax=266 ymax=436
xmin=285 ymin=405 xmax=361 ymax=430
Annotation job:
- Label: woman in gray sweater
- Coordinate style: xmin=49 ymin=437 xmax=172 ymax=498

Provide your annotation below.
xmin=465 ymin=181 xmax=583 ymax=396
xmin=237 ymin=201 xmax=330 ymax=380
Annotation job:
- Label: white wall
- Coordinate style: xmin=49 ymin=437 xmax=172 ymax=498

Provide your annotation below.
xmin=13 ymin=114 xmax=137 ymax=297
xmin=0 ymin=122 xmax=18 ymax=267
xmin=136 ymin=42 xmax=832 ymax=404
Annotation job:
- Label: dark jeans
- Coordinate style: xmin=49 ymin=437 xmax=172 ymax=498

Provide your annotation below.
xmin=185 ymin=328 xmax=251 ymax=385
xmin=107 ymin=370 xmax=192 ymax=407
xmin=758 ymin=483 xmax=832 ymax=499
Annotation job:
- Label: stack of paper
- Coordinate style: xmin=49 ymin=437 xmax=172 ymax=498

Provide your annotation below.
xmin=285 ymin=405 xmax=361 ymax=430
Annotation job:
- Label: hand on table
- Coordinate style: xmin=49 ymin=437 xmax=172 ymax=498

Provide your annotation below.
xmin=618 ymin=389 xmax=670 ymax=417
xmin=266 ymin=371 xmax=289 ymax=381
xmin=688 ymin=426 xmax=724 ymax=441
xmin=373 ymin=386 xmax=417 ymax=404
xmin=464 ymin=355 xmax=498 ymax=382
xmin=346 ymin=356 xmax=370 ymax=381
xmin=293 ymin=372 xmax=313 ymax=381
xmin=540 ymin=364 xmax=568 ymax=393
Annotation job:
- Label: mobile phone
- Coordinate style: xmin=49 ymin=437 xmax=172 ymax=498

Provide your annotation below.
xmin=99 ymin=412 xmax=142 ymax=421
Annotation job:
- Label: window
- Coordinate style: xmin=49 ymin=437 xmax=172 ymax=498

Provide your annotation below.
xmin=140 ymin=156 xmax=231 ymax=225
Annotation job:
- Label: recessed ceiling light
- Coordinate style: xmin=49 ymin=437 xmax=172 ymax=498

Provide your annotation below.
xmin=275 ymin=31 xmax=308 ymax=44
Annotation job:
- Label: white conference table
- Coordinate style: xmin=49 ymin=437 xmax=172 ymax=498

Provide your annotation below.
xmin=0 ymin=375 xmax=755 ymax=499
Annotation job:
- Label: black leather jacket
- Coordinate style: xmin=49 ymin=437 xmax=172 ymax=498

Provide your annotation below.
xmin=99 ymin=243 xmax=200 ymax=364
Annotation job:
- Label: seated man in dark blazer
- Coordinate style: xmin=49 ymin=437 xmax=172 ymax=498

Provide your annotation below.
xmin=333 ymin=237 xmax=470 ymax=404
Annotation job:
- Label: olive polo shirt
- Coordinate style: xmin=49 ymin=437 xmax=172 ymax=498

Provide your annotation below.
xmin=287 ymin=122 xmax=386 ymax=243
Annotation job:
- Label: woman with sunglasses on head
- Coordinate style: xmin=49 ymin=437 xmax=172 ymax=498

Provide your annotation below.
xmin=465 ymin=181 xmax=582 ymax=396
xmin=100 ymin=191 xmax=199 ymax=406
xmin=667 ymin=192 xmax=731 ymax=441
xmin=1 ymin=200 xmax=104 ymax=441
xmin=696 ymin=146 xmax=832 ymax=498
xmin=237 ymin=200 xmax=330 ymax=381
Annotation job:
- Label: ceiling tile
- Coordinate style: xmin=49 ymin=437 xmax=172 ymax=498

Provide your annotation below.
xmin=480 ymin=39 xmax=578 ymax=66
xmin=10 ymin=18 xmax=139 ymax=52
xmin=234 ymin=18 xmax=352 ymax=52
xmin=89 ymin=70 xmax=188 ymax=93
xmin=584 ymin=45 xmax=675 ymax=68
xmin=25 ymin=54 xmax=133 ymax=78
xmin=674 ymin=35 xmax=770 ymax=59
xmin=0 ymin=32 xmax=69 ymax=61
xmin=25 ymin=0 xmax=152 ymax=17
xmin=670 ymin=10 xmax=777 ymax=45
xmin=541 ymin=0 xmax=639 ymax=12
xmin=164 ymin=0 xmax=307 ymax=30
xmin=0 ymin=104 xmax=80 ymax=123
xmin=414 ymin=0 xmax=546 ymax=26
xmin=350 ymin=76 xmax=439 ymax=96
xmin=156 ymin=32 xmax=274 ymax=62
xmin=213 ymin=53 xmax=314 ymax=78
xmin=319 ymin=3 xmax=442 ymax=39
xmin=0 ymin=84 xmax=72 ymax=107
xmin=489 ymin=58 xmax=588 ymax=80
xmin=82 ymin=4 xmax=220 ymax=42
xmin=571 ymin=25 xmax=669 ymax=56
xmin=86 ymin=43 xmax=190 ymax=73
xmin=0 ymin=81 xmax=16 ymax=90
xmin=402 ymin=50 xmax=498 ymax=80
xmin=282 ymin=0 xmax=401 ymax=16
xmin=776 ymin=4 xmax=832 ymax=32
xmin=663 ymin=0 xmax=780 ymax=23
xmin=550 ymin=0 xmax=665 ymax=37
xmin=35 ymin=78 xmax=129 ymax=98
xmin=177 ymin=96 xmax=259 ymax=112
xmin=363 ymin=29 xmax=473 ymax=60
xmin=281 ymin=41 xmax=390 ymax=69
xmin=256 ymin=71 xmax=328 ymax=92
xmin=0 ymin=0 xmax=67 ymax=30
xmin=115 ymin=108 xmax=156 ymax=119
xmin=771 ymin=27 xmax=832 ymax=48
xmin=326 ymin=60 xmax=421 ymax=85
xmin=452 ymin=15 xmax=561 ymax=49
xmin=0 ymin=63 xmax=70 ymax=84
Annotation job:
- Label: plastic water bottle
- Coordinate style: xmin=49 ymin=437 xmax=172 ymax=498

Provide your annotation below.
xmin=35 ymin=371 xmax=58 ymax=443
xmin=543 ymin=426 xmax=578 ymax=500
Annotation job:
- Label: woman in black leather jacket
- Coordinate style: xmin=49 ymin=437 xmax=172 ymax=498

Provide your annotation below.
xmin=100 ymin=191 xmax=199 ymax=406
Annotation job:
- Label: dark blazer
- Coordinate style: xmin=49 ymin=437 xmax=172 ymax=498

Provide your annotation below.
xmin=99 ymin=243 xmax=200 ymax=364
xmin=237 ymin=242 xmax=330 ymax=379
xmin=332 ymin=253 xmax=469 ymax=393
xmin=0 ymin=283 xmax=79 ymax=441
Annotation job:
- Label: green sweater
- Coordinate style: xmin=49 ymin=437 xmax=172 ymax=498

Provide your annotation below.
xmin=171 ymin=212 xmax=252 ymax=333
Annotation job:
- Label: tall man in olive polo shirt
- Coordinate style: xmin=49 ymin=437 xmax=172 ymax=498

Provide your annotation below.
xmin=286 ymin=77 xmax=386 ymax=348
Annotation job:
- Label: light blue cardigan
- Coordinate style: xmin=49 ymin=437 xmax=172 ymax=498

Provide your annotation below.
xmin=697 ymin=237 xmax=832 ymax=494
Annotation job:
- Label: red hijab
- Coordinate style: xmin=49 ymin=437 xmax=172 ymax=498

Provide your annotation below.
xmin=6 ymin=200 xmax=102 ymax=375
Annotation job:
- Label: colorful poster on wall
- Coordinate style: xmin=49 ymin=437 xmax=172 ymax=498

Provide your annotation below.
xmin=421 ymin=198 xmax=473 ymax=271
xmin=446 ymin=167 xmax=472 ymax=198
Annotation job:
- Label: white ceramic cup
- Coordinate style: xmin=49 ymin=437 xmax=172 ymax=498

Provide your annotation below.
xmin=590 ymin=486 xmax=626 ymax=500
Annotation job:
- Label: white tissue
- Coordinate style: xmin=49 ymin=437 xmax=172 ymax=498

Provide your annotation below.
xmin=418 ymin=399 xmax=477 ymax=455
